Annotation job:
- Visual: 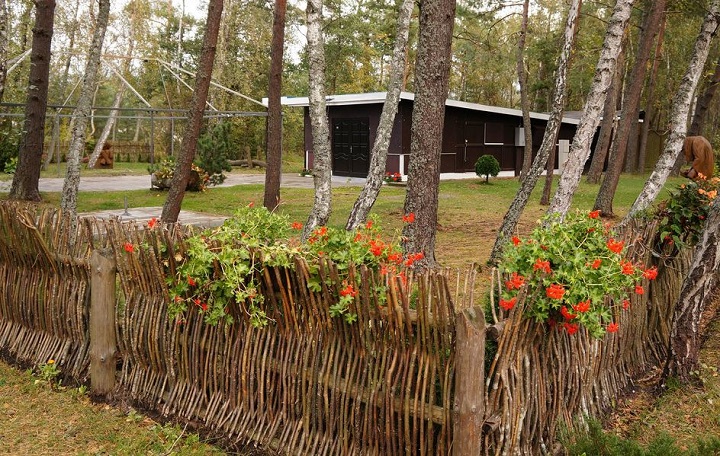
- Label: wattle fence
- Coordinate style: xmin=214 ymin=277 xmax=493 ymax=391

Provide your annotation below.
xmin=0 ymin=201 xmax=691 ymax=454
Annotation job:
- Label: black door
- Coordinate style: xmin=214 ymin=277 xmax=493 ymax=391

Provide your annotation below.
xmin=332 ymin=118 xmax=370 ymax=177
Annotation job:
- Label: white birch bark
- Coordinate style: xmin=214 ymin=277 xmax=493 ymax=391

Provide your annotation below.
xmin=488 ymin=0 xmax=582 ymax=265
xmin=624 ymin=0 xmax=720 ymax=223
xmin=546 ymin=0 xmax=635 ymax=219
xmin=302 ymin=0 xmax=333 ymax=239
xmin=60 ymin=0 xmax=111 ymax=215
xmin=87 ymin=87 xmax=125 ymax=168
xmin=345 ymin=0 xmax=414 ymax=230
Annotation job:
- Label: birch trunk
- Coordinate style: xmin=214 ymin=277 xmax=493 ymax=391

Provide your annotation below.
xmin=624 ymin=0 xmax=720 ymax=222
xmin=161 ymin=0 xmax=223 ymax=223
xmin=401 ymin=0 xmax=456 ymax=267
xmin=345 ymin=0 xmax=414 ymax=230
xmin=87 ymin=88 xmax=125 ymax=169
xmin=669 ymin=194 xmax=720 ymax=382
xmin=0 ymin=0 xmax=8 ymax=103
xmin=488 ymin=0 xmax=582 ymax=265
xmin=593 ymin=0 xmax=666 ymax=216
xmin=545 ymin=0 xmax=635 ymax=220
xmin=302 ymin=0 xmax=333 ymax=239
xmin=60 ymin=0 xmax=111 ymax=215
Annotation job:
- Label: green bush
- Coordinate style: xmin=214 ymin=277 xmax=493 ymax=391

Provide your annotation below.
xmin=475 ymin=155 xmax=501 ymax=183
xmin=0 ymin=128 xmax=20 ymax=172
xmin=197 ymin=122 xmax=233 ymax=185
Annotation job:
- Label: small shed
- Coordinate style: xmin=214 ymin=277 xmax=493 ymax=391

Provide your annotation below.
xmin=280 ymin=92 xmax=582 ymax=178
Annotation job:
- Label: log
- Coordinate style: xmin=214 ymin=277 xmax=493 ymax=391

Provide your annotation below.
xmin=453 ymin=305 xmax=486 ymax=455
xmin=90 ymin=249 xmax=117 ymax=397
xmin=228 ymin=159 xmax=267 ymax=168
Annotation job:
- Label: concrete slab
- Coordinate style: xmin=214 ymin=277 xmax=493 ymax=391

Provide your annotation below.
xmin=81 ymin=206 xmax=228 ymax=228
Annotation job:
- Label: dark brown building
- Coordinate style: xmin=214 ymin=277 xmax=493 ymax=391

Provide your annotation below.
xmin=281 ymin=92 xmax=582 ymax=178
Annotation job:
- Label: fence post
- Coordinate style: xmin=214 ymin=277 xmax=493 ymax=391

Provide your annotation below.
xmin=90 ymin=249 xmax=117 ymax=396
xmin=453 ymin=306 xmax=486 ymax=456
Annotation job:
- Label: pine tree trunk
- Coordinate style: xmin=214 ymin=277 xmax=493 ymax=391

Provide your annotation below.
xmin=87 ymin=88 xmax=125 ymax=168
xmin=688 ymin=54 xmax=720 ymax=137
xmin=345 ymin=0 xmax=413 ymax=230
xmin=638 ymin=14 xmax=665 ymax=174
xmin=9 ymin=0 xmax=56 ymax=202
xmin=546 ymin=0 xmax=634 ymax=220
xmin=518 ymin=0 xmax=534 ymax=182
xmin=669 ymin=195 xmax=720 ymax=382
xmin=161 ymin=0 xmax=223 ymax=223
xmin=263 ymin=0 xmax=287 ymax=211
xmin=488 ymin=0 xmax=582 ymax=265
xmin=593 ymin=0 xmax=666 ymax=216
xmin=624 ymin=0 xmax=720 ymax=222
xmin=60 ymin=0 xmax=111 ymax=216
xmin=302 ymin=0 xmax=333 ymax=239
xmin=401 ymin=0 xmax=456 ymax=267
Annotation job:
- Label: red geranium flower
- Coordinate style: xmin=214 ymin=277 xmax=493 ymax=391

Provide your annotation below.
xmin=291 ymin=221 xmax=303 ymax=230
xmin=533 ymin=258 xmax=552 ymax=274
xmin=187 ymin=275 xmax=197 ymax=287
xmin=560 ymin=306 xmax=577 ymax=320
xmin=340 ymin=284 xmax=358 ymax=297
xmin=402 ymin=212 xmax=416 ymax=223
xmin=620 ymin=260 xmax=634 ymax=275
xmin=546 ymin=283 xmax=565 ymax=300
xmin=387 ymin=252 xmax=402 ymax=264
xmin=643 ymin=267 xmax=658 ymax=280
xmin=635 ymin=285 xmax=644 ymax=295
xmin=622 ymin=299 xmax=630 ymax=310
xmin=607 ymin=322 xmax=619 ymax=333
xmin=505 ymin=272 xmax=526 ymax=290
xmin=123 ymin=242 xmax=134 ymax=253
xmin=591 ymin=259 xmax=602 ymax=269
xmin=147 ymin=217 xmax=158 ymax=229
xmin=606 ymin=239 xmax=625 ymax=254
xmin=499 ymin=297 xmax=517 ymax=311
xmin=588 ymin=210 xmax=601 ymax=219
xmin=572 ymin=300 xmax=590 ymax=313
xmin=512 ymin=236 xmax=521 ymax=246
xmin=365 ymin=220 xmax=374 ymax=229
xmin=564 ymin=322 xmax=579 ymax=335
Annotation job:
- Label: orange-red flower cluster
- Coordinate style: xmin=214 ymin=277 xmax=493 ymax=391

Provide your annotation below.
xmin=533 ymin=258 xmax=552 ymax=274
xmin=404 ymin=252 xmax=425 ymax=267
xmin=635 ymin=285 xmax=644 ymax=295
xmin=591 ymin=259 xmax=602 ymax=269
xmin=340 ymin=283 xmax=358 ymax=297
xmin=572 ymin=300 xmax=590 ymax=313
xmin=545 ymin=283 xmax=565 ymax=300
xmin=512 ymin=236 xmax=521 ymax=246
xmin=187 ymin=275 xmax=197 ymax=287
xmin=560 ymin=306 xmax=576 ymax=320
xmin=643 ymin=267 xmax=658 ymax=280
xmin=123 ymin=242 xmax=134 ymax=253
xmin=607 ymin=322 xmax=619 ymax=333
xmin=499 ymin=297 xmax=517 ymax=311
xmin=402 ymin=212 xmax=415 ymax=223
xmin=147 ymin=217 xmax=158 ymax=229
xmin=564 ymin=322 xmax=579 ymax=335
xmin=588 ymin=210 xmax=601 ymax=219
xmin=620 ymin=260 xmax=634 ymax=275
xmin=606 ymin=238 xmax=624 ymax=254
xmin=291 ymin=221 xmax=303 ymax=230
xmin=505 ymin=272 xmax=526 ymax=290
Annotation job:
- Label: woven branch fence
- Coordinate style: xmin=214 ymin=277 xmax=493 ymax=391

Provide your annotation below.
xmin=0 ymin=202 xmax=692 ymax=455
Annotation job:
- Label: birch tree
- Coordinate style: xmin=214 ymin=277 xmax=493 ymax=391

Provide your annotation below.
xmin=624 ymin=0 xmax=720 ymax=222
xmin=545 ymin=0 xmax=636 ymax=219
xmin=345 ymin=0 xmax=414 ymax=230
xmin=517 ymin=0 xmax=533 ymax=182
xmin=9 ymin=0 xmax=56 ymax=202
xmin=487 ymin=0 xmax=582 ymax=265
xmin=60 ymin=0 xmax=111 ymax=215
xmin=401 ymin=0 xmax=456 ymax=267
xmin=593 ymin=0 xmax=666 ymax=216
xmin=0 ymin=0 xmax=8 ymax=103
xmin=161 ymin=0 xmax=224 ymax=223
xmin=263 ymin=0 xmax=287 ymax=211
xmin=302 ymin=0 xmax=333 ymax=238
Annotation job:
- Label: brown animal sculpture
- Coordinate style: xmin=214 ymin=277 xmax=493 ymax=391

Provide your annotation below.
xmin=681 ymin=136 xmax=714 ymax=179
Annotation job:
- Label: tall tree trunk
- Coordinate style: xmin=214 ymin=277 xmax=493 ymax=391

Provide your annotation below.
xmin=488 ymin=0 xmax=583 ymax=265
xmin=546 ymin=0 xmax=634 ymax=220
xmin=87 ymin=88 xmax=125 ymax=168
xmin=668 ymin=194 xmax=720 ymax=382
xmin=624 ymin=0 xmax=720 ymax=222
xmin=9 ymin=0 xmax=56 ymax=202
xmin=401 ymin=0 xmax=456 ymax=267
xmin=302 ymin=0 xmax=333 ymax=238
xmin=161 ymin=0 xmax=223 ymax=223
xmin=585 ymin=40 xmax=625 ymax=185
xmin=345 ymin=0 xmax=414 ymax=230
xmin=688 ymin=54 xmax=720 ymax=137
xmin=638 ymin=13 xmax=665 ymax=174
xmin=263 ymin=0 xmax=287 ymax=211
xmin=518 ymin=0 xmax=534 ymax=182
xmin=593 ymin=0 xmax=667 ymax=217
xmin=0 ymin=0 xmax=8 ymax=103
xmin=60 ymin=0 xmax=111 ymax=216
xmin=539 ymin=129 xmax=559 ymax=205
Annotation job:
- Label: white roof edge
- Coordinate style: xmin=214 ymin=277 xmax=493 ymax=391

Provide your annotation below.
xmin=269 ymin=92 xmax=579 ymax=125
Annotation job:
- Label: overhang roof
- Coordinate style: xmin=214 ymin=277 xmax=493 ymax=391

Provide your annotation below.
xmin=269 ymin=92 xmax=581 ymax=125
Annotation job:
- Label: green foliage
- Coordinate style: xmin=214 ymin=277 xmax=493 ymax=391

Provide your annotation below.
xmin=0 ymin=128 xmax=20 ymax=173
xmin=163 ymin=208 xmax=421 ymax=327
xmin=498 ymin=211 xmax=658 ymax=339
xmin=197 ymin=122 xmax=233 ymax=185
xmin=34 ymin=359 xmax=61 ymax=389
xmin=475 ymin=155 xmax=501 ymax=183
xmin=655 ymin=175 xmax=719 ymax=254
xmin=147 ymin=155 xmax=210 ymax=191
xmin=3 ymin=156 xmax=17 ymax=174
xmin=563 ymin=419 xmax=720 ymax=456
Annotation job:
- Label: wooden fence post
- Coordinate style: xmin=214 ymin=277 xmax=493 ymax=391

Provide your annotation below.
xmin=90 ymin=249 xmax=117 ymax=396
xmin=453 ymin=306 xmax=486 ymax=456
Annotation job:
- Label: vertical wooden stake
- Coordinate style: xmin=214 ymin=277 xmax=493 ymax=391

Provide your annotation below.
xmin=453 ymin=306 xmax=486 ymax=456
xmin=90 ymin=249 xmax=117 ymax=396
